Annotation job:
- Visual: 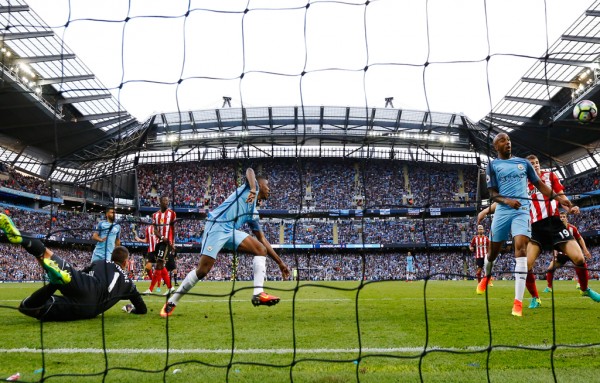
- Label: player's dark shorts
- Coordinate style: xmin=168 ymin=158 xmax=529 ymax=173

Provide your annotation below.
xmin=145 ymin=251 xmax=157 ymax=264
xmin=155 ymin=242 xmax=176 ymax=271
xmin=530 ymin=216 xmax=573 ymax=251
xmin=475 ymin=257 xmax=484 ymax=268
xmin=554 ymin=252 xmax=571 ymax=266
xmin=19 ymin=255 xmax=101 ymax=321
xmin=165 ymin=252 xmax=176 ymax=271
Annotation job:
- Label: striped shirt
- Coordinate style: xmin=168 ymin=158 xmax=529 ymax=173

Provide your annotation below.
xmin=566 ymin=223 xmax=582 ymax=240
xmin=144 ymin=225 xmax=158 ymax=253
xmin=527 ymin=170 xmax=563 ymax=224
xmin=470 ymin=235 xmax=489 ymax=259
xmin=152 ymin=209 xmax=176 ymax=243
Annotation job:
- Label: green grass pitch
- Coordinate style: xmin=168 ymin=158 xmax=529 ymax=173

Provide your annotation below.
xmin=0 ymin=280 xmax=599 ymax=382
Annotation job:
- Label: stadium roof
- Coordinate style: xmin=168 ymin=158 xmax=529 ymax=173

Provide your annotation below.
xmin=3 ymin=1 xmax=600 ymax=184
xmin=0 ymin=2 xmax=137 ymax=177
xmin=480 ymin=0 xmax=600 ymax=178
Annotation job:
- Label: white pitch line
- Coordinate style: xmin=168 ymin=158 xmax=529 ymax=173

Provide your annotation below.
xmin=0 ymin=345 xmax=598 ymax=354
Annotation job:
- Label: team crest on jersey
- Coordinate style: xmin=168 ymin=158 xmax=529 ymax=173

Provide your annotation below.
xmin=207 ymin=246 xmax=213 ymax=251
xmin=517 ymin=164 xmax=524 ymax=170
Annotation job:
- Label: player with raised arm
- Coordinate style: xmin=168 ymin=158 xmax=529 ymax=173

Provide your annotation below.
xmin=469 ymin=225 xmax=489 ymax=283
xmin=0 ymin=213 xmax=146 ymax=321
xmin=160 ymin=168 xmax=290 ymax=317
xmin=544 ymin=211 xmax=593 ymax=292
xmin=476 ymin=133 xmax=573 ymax=317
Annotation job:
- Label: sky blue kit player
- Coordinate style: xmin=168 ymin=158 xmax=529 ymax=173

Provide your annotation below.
xmin=160 ymin=168 xmax=290 ymax=318
xmin=200 ymin=180 xmax=261 ymax=258
xmin=91 ymin=208 xmax=121 ymax=262
xmin=486 ymin=156 xmax=539 ymax=242
xmin=477 ymin=133 xmax=573 ymax=317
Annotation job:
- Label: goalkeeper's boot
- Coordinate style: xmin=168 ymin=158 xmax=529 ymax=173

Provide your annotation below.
xmin=43 ymin=258 xmax=71 ymax=285
xmin=0 ymin=213 xmax=22 ymax=244
xmin=581 ymin=288 xmax=600 ymax=303
xmin=543 ymin=287 xmax=552 ymax=293
xmin=252 ymin=292 xmax=280 ymax=307
xmin=160 ymin=302 xmax=176 ymax=318
xmin=528 ymin=297 xmax=541 ymax=309
xmin=476 ymin=276 xmax=490 ymax=295
xmin=511 ymin=299 xmax=523 ymax=317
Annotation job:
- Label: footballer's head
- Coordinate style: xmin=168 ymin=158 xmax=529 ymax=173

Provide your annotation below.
xmin=257 ymin=175 xmax=270 ymax=200
xmin=477 ymin=225 xmax=484 ymax=235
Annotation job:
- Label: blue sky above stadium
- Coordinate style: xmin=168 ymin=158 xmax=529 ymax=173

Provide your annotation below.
xmin=25 ymin=0 xmax=593 ymax=122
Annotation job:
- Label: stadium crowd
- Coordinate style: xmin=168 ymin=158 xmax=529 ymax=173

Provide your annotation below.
xmin=135 ymin=159 xmax=479 ymax=210
xmin=2 ymin=242 xmax=598 ymax=283
xmin=1 ymin=159 xmax=599 ymax=285
xmin=0 ymin=165 xmax=57 ymax=197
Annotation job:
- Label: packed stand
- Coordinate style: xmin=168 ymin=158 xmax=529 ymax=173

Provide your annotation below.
xmin=563 ymin=171 xmax=600 ymax=196
xmin=0 ymin=165 xmax=57 ymax=197
xmin=4 ymin=244 xmax=598 ymax=283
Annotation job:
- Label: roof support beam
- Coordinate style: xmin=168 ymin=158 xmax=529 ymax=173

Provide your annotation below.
xmin=37 ymin=74 xmax=94 ymax=85
xmin=0 ymin=31 xmax=54 ymax=40
xmin=489 ymin=113 xmax=532 ymax=123
xmin=57 ymin=93 xmax=111 ymax=105
xmin=561 ymin=34 xmax=600 ymax=44
xmin=0 ymin=5 xmax=29 ymax=12
xmin=521 ymin=77 xmax=579 ymax=89
xmin=393 ymin=109 xmax=402 ymax=132
xmin=215 ymin=109 xmax=223 ymax=132
xmin=586 ymin=10 xmax=600 ymax=17
xmin=13 ymin=54 xmax=76 ymax=64
xmin=504 ymin=96 xmax=556 ymax=106
xmin=540 ymin=57 xmax=593 ymax=66
xmin=74 ymin=112 xmax=130 ymax=122
xmin=93 ymin=115 xmax=132 ymax=128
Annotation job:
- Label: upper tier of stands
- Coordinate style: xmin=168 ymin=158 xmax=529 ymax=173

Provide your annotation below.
xmin=136 ymin=158 xmax=478 ymax=210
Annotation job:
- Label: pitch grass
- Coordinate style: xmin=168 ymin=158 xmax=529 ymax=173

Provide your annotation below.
xmin=0 ymin=280 xmax=599 ymax=383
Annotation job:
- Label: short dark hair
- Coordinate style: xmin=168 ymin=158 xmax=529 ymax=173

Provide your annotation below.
xmin=111 ymin=246 xmax=129 ymax=265
xmin=257 ymin=175 xmax=267 ymax=182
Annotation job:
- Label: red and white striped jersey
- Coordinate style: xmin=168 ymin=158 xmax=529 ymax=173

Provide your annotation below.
xmin=127 ymin=256 xmax=135 ymax=272
xmin=527 ymin=170 xmax=564 ymax=224
xmin=566 ymin=223 xmax=582 ymax=241
xmin=556 ymin=223 xmax=582 ymax=257
xmin=152 ymin=208 xmax=176 ymax=243
xmin=470 ymin=235 xmax=489 ymax=259
xmin=144 ymin=225 xmax=158 ymax=253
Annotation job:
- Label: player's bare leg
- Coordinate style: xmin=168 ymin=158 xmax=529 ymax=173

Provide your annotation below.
xmin=526 ymin=241 xmax=542 ymax=309
xmin=559 ymin=240 xmax=600 ymax=302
